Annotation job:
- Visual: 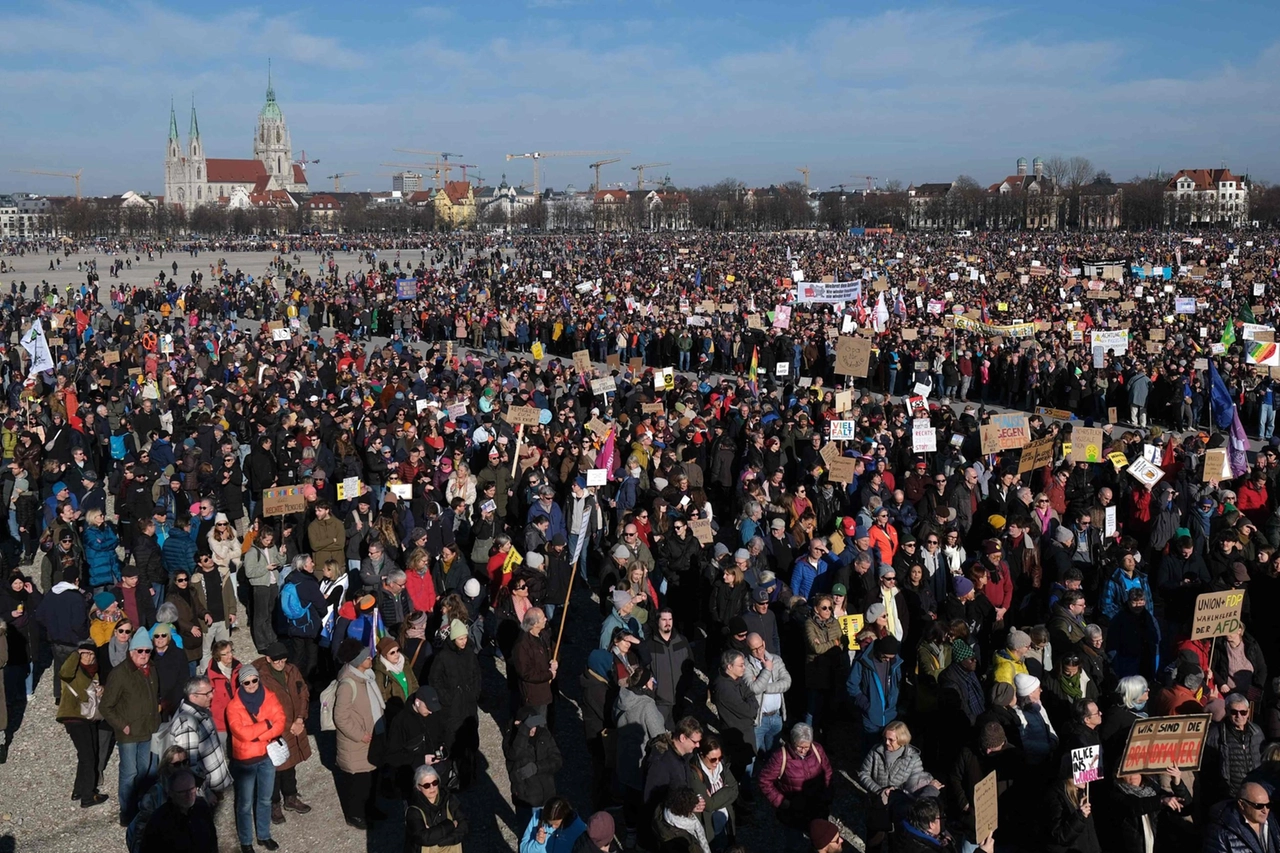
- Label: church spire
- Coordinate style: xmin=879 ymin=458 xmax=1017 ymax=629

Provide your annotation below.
xmin=266 ymin=57 xmax=275 ymax=104
xmin=169 ymin=98 xmax=179 ymax=142
xmin=189 ymin=95 xmax=200 ymax=141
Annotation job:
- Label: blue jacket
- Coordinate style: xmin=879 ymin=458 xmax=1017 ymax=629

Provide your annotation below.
xmin=34 ymin=582 xmax=89 ymax=646
xmin=276 ymin=570 xmax=328 ymax=639
xmin=846 ymin=641 xmax=903 ymax=733
xmin=83 ymin=524 xmax=121 ymax=587
xmin=1099 ymin=568 xmax=1154 ymax=621
xmin=519 ymin=809 xmax=587 ymax=853
xmin=791 ymin=555 xmax=826 ymax=601
xmin=161 ymin=528 xmax=198 ymax=577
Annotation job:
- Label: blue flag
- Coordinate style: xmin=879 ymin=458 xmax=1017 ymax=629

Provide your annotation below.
xmin=695 ymin=268 xmax=702 ymax=290
xmin=1207 ymin=360 xmax=1236 ymax=431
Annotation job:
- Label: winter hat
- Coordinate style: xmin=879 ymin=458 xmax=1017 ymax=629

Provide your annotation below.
xmin=809 ymin=819 xmax=840 ymax=851
xmin=1054 ymin=526 xmax=1075 ymax=545
xmin=612 ymin=544 xmax=632 ymax=560
xmin=865 ymin=602 xmax=887 ymax=622
xmin=876 ymin=635 xmax=901 ymax=655
xmin=150 ymin=622 xmax=176 ymax=639
xmin=951 ymin=639 xmax=975 ymax=662
xmin=264 ymin=642 xmax=289 ymax=661
xmin=1007 ymin=629 xmax=1032 ymax=651
xmin=983 ymin=539 xmax=1002 ymax=556
xmin=587 ymin=812 xmax=616 ymax=846
xmin=878 ymin=564 xmax=896 ymax=578
xmin=713 ymin=543 xmax=731 ymax=559
xmin=525 ymin=552 xmax=545 ymax=569
xmin=237 ymin=664 xmax=260 ymax=684
xmin=728 ymin=616 xmax=749 ymax=636
xmin=129 ymin=627 xmax=153 ymax=651
xmin=611 ymin=589 xmax=633 ymax=609
xmin=448 ymin=619 xmax=469 ymax=641
xmin=347 ymin=647 xmax=371 ymax=668
xmin=734 ymin=548 xmax=750 ymax=562
xmin=462 ymin=578 xmax=481 ymax=598
xmin=214 ymin=512 xmax=228 ymax=524
xmin=376 ymin=637 xmax=400 ymax=658
xmin=586 ymin=649 xmax=613 ymax=680
xmin=92 ymin=592 xmax=116 ymax=611
xmin=1014 ymin=673 xmax=1041 ymax=697
xmin=953 ymin=576 xmax=975 ymax=597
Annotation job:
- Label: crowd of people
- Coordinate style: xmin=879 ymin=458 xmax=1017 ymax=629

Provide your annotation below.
xmin=2 ymin=228 xmax=1280 ymax=853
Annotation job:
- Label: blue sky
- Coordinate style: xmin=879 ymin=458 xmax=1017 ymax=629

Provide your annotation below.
xmin=3 ymin=0 xmax=1279 ymax=196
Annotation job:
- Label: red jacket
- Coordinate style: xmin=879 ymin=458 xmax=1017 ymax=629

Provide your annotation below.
xmin=226 ymin=688 xmax=287 ymax=763
xmin=206 ymin=660 xmax=240 ymax=732
xmin=404 ymin=568 xmax=437 ymax=615
xmin=982 ymin=560 xmax=1013 ymax=611
xmin=1237 ymin=482 xmax=1269 ymax=524
xmin=758 ymin=741 xmax=833 ymax=808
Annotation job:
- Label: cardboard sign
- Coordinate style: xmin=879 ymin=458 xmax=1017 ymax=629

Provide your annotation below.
xmin=573 ymin=350 xmax=592 ymax=375
xmin=819 ymin=441 xmax=843 ymax=469
xmin=838 ymin=614 xmax=865 ymax=650
xmin=1017 ymin=437 xmax=1056 ymax=474
xmin=828 ymin=456 xmax=858 ymax=483
xmin=102 ymin=350 xmax=120 ymax=366
xmin=1191 ymin=590 xmax=1245 ymax=641
xmin=834 ymin=390 xmax=852 ymax=414
xmin=586 ymin=417 xmax=611 ymax=435
xmin=1068 ymin=427 xmax=1105 ymax=463
xmin=1108 ymin=406 xmax=1117 ymax=424
xmin=689 ymin=518 xmax=714 ymax=545
xmin=606 ymin=353 xmax=621 ymax=368
xmin=973 ymin=770 xmax=999 ymax=843
xmin=591 ymin=377 xmax=617 ymax=395
xmin=505 ymin=406 xmax=542 ymax=427
xmin=629 ymin=357 xmax=644 ymax=373
xmin=912 ymin=418 xmax=937 ymax=453
xmin=642 ymin=402 xmax=665 ymax=416
xmin=979 ymin=424 xmax=1002 ymax=456
xmin=1119 ymin=715 xmax=1210 ymax=774
xmin=989 ymin=413 xmax=1030 ymax=450
xmin=530 ymin=341 xmax=545 ymax=361
xmin=1203 ymin=448 xmax=1228 ymax=482
xmin=262 ymin=487 xmax=306 ymax=517
xmin=1035 ymin=407 xmax=1073 ymax=422
xmin=1071 ymin=746 xmax=1102 ymax=786
xmin=834 ymin=336 xmax=872 ymax=377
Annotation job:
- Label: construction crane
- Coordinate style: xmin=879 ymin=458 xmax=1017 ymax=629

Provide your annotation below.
xmin=454 ymin=164 xmax=479 ymax=182
xmin=797 ymin=166 xmax=810 ymax=191
xmin=294 ymin=150 xmax=319 ymax=170
xmin=631 ymin=162 xmax=670 ymax=190
xmin=589 ymin=157 xmax=622 ymax=192
xmin=14 ymin=168 xmax=83 ymax=200
xmin=506 ymin=151 xmax=627 ymax=197
xmin=326 ymin=173 xmax=357 ymax=192
xmin=394 ymin=149 xmax=463 ymax=184
xmin=858 ymin=175 xmax=877 ymax=191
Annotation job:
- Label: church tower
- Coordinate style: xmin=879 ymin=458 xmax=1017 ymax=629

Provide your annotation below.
xmin=164 ymin=100 xmax=186 ymax=205
xmin=188 ymin=99 xmax=207 ymax=204
xmin=254 ymin=60 xmax=293 ymax=188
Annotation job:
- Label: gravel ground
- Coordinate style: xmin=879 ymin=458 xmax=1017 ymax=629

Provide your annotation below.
xmin=0 ymin=245 xmax=867 ymax=853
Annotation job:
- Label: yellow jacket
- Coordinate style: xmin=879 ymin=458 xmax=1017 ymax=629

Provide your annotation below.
xmin=991 ymin=649 xmax=1028 ymax=685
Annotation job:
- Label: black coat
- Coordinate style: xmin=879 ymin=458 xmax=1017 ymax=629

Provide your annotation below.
xmin=1043 ymin=783 xmax=1102 ymax=853
xmin=404 ymin=789 xmax=467 ymax=852
xmin=430 ymin=642 xmax=481 ymax=737
xmin=1096 ymin=777 xmax=1191 ymax=853
xmin=385 ymin=705 xmax=448 ymax=792
xmin=132 ymin=534 xmax=167 ymax=589
xmin=505 ymin=724 xmax=563 ymax=808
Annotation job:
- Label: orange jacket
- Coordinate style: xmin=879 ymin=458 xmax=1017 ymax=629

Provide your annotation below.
xmin=226 ymin=688 xmax=287 ymax=763
xmin=869 ymin=523 xmax=899 ymax=566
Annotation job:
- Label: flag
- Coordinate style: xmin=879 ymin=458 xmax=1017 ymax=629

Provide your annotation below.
xmin=598 ymin=427 xmax=617 ymax=481
xmin=1229 ymin=410 xmax=1250 ymax=478
xmin=75 ymin=309 xmax=89 ymax=337
xmin=21 ymin=320 xmax=54 ymax=377
xmin=749 ymin=346 xmax=759 ymax=394
xmin=873 ymin=292 xmax=889 ymax=333
xmin=1221 ymin=321 xmax=1236 ymax=350
xmin=1207 ymin=360 xmax=1236 ymax=430
xmin=980 ymin=297 xmax=990 ymax=324
xmin=1240 ymin=303 xmax=1257 ymax=324
xmin=695 ymin=268 xmax=702 ymax=290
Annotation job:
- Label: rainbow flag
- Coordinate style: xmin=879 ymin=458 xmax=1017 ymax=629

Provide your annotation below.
xmin=749 ymin=346 xmax=759 ymax=393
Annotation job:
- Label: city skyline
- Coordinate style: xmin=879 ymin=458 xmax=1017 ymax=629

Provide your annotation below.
xmin=3 ymin=0 xmax=1279 ymax=197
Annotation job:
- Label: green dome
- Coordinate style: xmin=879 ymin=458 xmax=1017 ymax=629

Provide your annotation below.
xmin=260 ymin=86 xmax=283 ymax=121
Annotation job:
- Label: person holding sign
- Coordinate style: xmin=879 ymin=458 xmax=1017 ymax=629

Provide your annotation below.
xmin=1043 ymin=774 xmax=1101 ymax=853
xmin=1098 ymin=765 xmax=1189 ymax=853
xmin=896 ymin=797 xmax=993 ymax=853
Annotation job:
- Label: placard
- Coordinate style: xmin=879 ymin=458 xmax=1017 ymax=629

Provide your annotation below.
xmin=834 ymin=336 xmax=872 ymax=377
xmin=102 ymin=350 xmax=120 ymax=366
xmin=530 ymin=341 xmax=545 ymax=361
xmin=989 ymin=413 xmax=1030 ymax=449
xmin=973 ymin=770 xmax=999 ymax=843
xmin=586 ymin=469 xmax=608 ymax=487
xmin=1017 ymin=437 xmax=1056 ymax=474
xmin=1035 ymin=407 xmax=1073 ymax=421
xmin=262 ymin=487 xmax=306 ymax=517
xmin=573 ymin=350 xmax=592 ymax=375
xmin=1118 ymin=715 xmax=1210 ymax=774
xmin=606 ymin=353 xmax=621 ymax=368
xmin=775 ymin=362 xmax=790 ymax=376
xmin=591 ymin=377 xmax=617 ymax=395
xmin=689 ymin=518 xmax=714 ymax=545
xmin=1126 ymin=457 xmax=1165 ymax=487
xmin=661 ymin=367 xmax=675 ymax=391
xmin=1068 ymin=427 xmax=1104 ymax=463
xmin=629 ymin=357 xmax=644 ymax=373
xmin=336 ymin=477 xmax=365 ymax=502
xmin=447 ymin=403 xmax=467 ymax=421
xmin=390 ymin=483 xmax=413 ymax=499
xmin=834 ymin=390 xmax=852 ymax=413
xmin=1203 ymin=448 xmax=1228 ymax=482
xmin=1108 ymin=406 xmax=1117 ymax=424
xmin=505 ymin=406 xmax=542 ymax=427
xmin=979 ymin=424 xmax=1001 ymax=456
xmin=1071 ymin=745 xmax=1102 ymax=786
xmin=271 ymin=327 xmax=292 ymax=342
xmin=828 ymin=456 xmax=858 ymax=483
xmin=912 ymin=418 xmax=937 ymax=453
xmin=1104 ymin=506 xmax=1117 ymax=538
xmin=1191 ymin=590 xmax=1245 ymax=641
xmin=838 ymin=614 xmax=865 ymax=650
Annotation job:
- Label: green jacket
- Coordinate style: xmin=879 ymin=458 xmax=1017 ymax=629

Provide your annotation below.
xmin=100 ymin=658 xmax=161 ymax=743
xmin=56 ymin=650 xmax=102 ymax=723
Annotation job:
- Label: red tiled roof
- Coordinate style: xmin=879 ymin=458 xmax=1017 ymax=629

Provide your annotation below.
xmin=594 ymin=190 xmax=628 ymax=203
xmin=441 ymin=181 xmax=471 ymax=204
xmin=1167 ymin=168 xmax=1242 ymax=191
xmin=205 ymin=158 xmax=268 ymax=184
xmin=292 ymin=164 xmax=308 ymax=185
xmin=407 ymin=191 xmax=434 ymax=205
xmin=306 ymin=194 xmax=340 ymax=210
xmin=252 ymin=177 xmax=271 ymax=194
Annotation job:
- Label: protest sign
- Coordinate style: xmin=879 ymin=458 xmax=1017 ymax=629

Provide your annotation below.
xmin=1191 ymin=590 xmax=1245 ymax=641
xmin=829 ymin=420 xmax=858 ymax=441
xmin=586 ymin=469 xmax=608 ymax=487
xmin=262 ymin=487 xmax=306 ymax=517
xmin=1119 ymin=715 xmax=1210 ymax=774
xmin=973 ymin=771 xmax=999 ymax=843
xmin=1126 ymin=458 xmax=1165 ymax=487
xmin=1071 ymin=745 xmax=1102 ymax=786
xmin=912 ymin=419 xmax=937 ymax=453
xmin=1017 ymin=437 xmax=1055 ymax=474
xmin=838 ymin=614 xmax=865 ymax=650
xmin=828 ymin=456 xmax=858 ymax=483
xmin=336 ymin=477 xmax=365 ymax=502
xmin=1068 ymin=427 xmax=1105 ymax=463
xmin=390 ymin=483 xmax=413 ymax=499
xmin=573 ymin=350 xmax=592 ymax=375
xmin=505 ymin=406 xmax=542 ymax=427
xmin=834 ymin=336 xmax=871 ymax=377
xmin=689 ymin=518 xmax=714 ymax=545
xmin=531 ymin=342 xmax=544 ymax=360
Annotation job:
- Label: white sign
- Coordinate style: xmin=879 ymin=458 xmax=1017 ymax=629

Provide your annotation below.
xmin=912 ymin=418 xmax=937 ymax=453
xmin=1104 ymin=506 xmax=1117 ymax=538
xmin=775 ymin=362 xmax=789 ymax=376
xmin=1089 ymin=329 xmax=1129 ymax=355
xmin=828 ymin=420 xmax=858 ymax=441
xmin=586 ymin=468 xmax=608 ymax=487
xmin=1126 ymin=458 xmax=1165 ymax=487
xmin=271 ymin=327 xmax=292 ymax=342
xmin=390 ymin=483 xmax=413 ymax=499
xmin=1071 ymin=745 xmax=1102 ymax=786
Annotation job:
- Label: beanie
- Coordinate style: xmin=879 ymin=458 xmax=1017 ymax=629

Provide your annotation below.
xmin=1014 ymin=673 xmax=1041 ymax=697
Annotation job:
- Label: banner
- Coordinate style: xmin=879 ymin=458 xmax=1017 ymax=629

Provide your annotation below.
xmin=795 ymin=280 xmax=863 ymax=304
xmin=395 ymin=278 xmax=419 ymax=300
xmin=951 ymin=316 xmax=1037 ymax=339
xmin=1090 ymin=330 xmax=1130 ymax=355
xmin=1246 ymin=340 xmax=1280 ymax=367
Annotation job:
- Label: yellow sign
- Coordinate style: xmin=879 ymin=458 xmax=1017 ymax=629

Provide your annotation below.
xmin=531 ymin=342 xmax=544 ymax=360
xmin=502 ymin=547 xmax=524 ymax=575
xmin=838 ymin=614 xmax=865 ymax=650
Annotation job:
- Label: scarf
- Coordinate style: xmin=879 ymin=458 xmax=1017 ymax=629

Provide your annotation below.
xmin=380 ymin=653 xmax=405 ymax=674
xmin=239 ymin=683 xmax=266 ymax=717
xmin=81 ymin=661 xmax=99 ymax=679
xmin=663 ymin=808 xmax=710 ymax=853
xmin=108 ymin=636 xmax=129 ymax=667
xmin=1058 ymin=670 xmax=1084 ymax=700
xmin=349 ymin=664 xmax=387 ymax=729
xmin=405 ymin=613 xmax=428 ymax=640
xmin=699 ymin=757 xmax=724 ymax=795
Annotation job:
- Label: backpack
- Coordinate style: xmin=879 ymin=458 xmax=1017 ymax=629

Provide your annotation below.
xmin=279 ymin=581 xmax=313 ymax=631
xmin=319 ymin=679 xmax=357 ymax=731
xmin=109 ymin=435 xmax=127 ymax=460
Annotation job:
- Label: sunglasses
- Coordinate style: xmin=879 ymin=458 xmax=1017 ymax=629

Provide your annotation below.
xmin=152 ymin=633 xmax=169 ymax=639
xmin=816 ymin=605 xmax=832 ymax=611
xmin=705 ymin=755 xmax=722 ymax=764
xmin=1242 ymin=798 xmax=1271 ymax=811
xmin=132 ymin=649 xmax=152 ymax=655
xmin=418 ymin=780 xmax=439 ymax=789
xmin=1230 ymin=709 xmax=1251 ymax=717
xmin=241 ymin=678 xmax=259 ymax=685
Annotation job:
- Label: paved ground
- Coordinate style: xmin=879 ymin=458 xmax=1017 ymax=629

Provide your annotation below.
xmin=1 ymin=246 xmax=867 ymax=853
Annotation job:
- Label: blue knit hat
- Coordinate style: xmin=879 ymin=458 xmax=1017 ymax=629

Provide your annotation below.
xmin=129 ymin=627 xmax=153 ymax=651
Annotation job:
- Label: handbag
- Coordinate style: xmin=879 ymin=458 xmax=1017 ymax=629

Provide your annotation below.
xmin=66 ymin=681 xmax=101 ymax=720
xmin=267 ymin=736 xmax=290 ymax=767
xmin=409 ymin=803 xmax=462 ymax=853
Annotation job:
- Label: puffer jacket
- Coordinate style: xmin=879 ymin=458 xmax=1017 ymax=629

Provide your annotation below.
xmin=857 ymin=743 xmax=924 ymax=796
xmin=505 ymin=722 xmax=563 ymax=808
xmin=614 ymin=685 xmax=666 ymax=792
xmin=225 ymin=687 xmax=287 ymax=763
xmin=252 ymin=656 xmax=311 ymax=771
xmin=83 ymin=523 xmax=121 ymax=587
xmin=758 ymin=741 xmax=833 ymax=808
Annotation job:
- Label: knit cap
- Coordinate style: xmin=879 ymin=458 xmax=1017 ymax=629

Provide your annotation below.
xmin=129 ymin=627 xmax=153 ymax=650
xmin=448 ymin=619 xmax=469 ymax=641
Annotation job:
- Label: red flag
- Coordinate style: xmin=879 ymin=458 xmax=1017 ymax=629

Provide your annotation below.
xmin=64 ymin=389 xmax=82 ymax=432
xmin=75 ymin=309 xmax=89 ymax=337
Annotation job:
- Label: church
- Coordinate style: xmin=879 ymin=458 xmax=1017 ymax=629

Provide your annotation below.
xmin=164 ymin=70 xmax=308 ymax=209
